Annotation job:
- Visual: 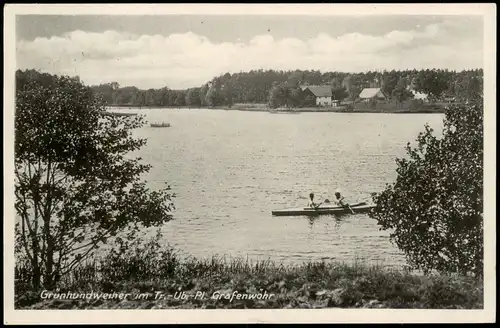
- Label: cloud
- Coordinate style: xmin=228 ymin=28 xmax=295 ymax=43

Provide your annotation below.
xmin=16 ymin=23 xmax=483 ymax=89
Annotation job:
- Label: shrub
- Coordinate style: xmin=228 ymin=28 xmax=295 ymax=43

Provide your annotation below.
xmin=99 ymin=229 xmax=180 ymax=282
xmin=369 ymin=103 xmax=483 ymax=276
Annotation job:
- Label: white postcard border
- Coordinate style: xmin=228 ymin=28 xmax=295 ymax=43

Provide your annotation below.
xmin=3 ymin=3 xmax=496 ymax=324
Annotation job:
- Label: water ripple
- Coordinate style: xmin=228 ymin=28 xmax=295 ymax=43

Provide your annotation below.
xmin=131 ymin=108 xmax=444 ymax=266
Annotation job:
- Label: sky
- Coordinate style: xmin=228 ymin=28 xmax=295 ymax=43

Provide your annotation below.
xmin=16 ymin=15 xmax=484 ymax=89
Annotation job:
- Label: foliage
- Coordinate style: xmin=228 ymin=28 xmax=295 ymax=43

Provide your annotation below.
xmin=392 ymin=84 xmax=414 ymax=104
xmin=16 ymin=243 xmax=483 ymax=309
xmin=267 ymin=83 xmax=280 ymax=108
xmin=381 ymin=72 xmax=400 ymax=97
xmin=205 ymin=84 xmax=219 ymax=107
xmin=199 ymin=84 xmax=209 ymax=107
xmin=414 ymin=69 xmax=451 ymax=99
xmin=331 ymin=86 xmax=349 ymax=101
xmin=98 ymin=229 xmax=179 ymax=283
xmin=174 ymin=90 xmax=186 ymax=106
xmin=391 ymin=76 xmax=414 ymax=104
xmin=185 ymin=88 xmax=201 ymax=107
xmin=342 ymin=74 xmax=363 ymax=100
xmin=18 ymin=68 xmax=482 ymax=108
xmin=369 ymin=103 xmax=483 ymax=276
xmin=269 ymin=82 xmax=312 ymax=108
xmin=453 ymin=71 xmax=483 ymax=103
xmin=64 ymin=68 xmax=484 ymax=107
xmin=14 ymin=71 xmax=175 ymax=289
xmin=226 ymin=68 xmax=481 ymax=105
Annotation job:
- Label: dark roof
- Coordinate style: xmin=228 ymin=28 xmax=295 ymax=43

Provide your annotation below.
xmin=306 ymin=86 xmax=332 ymax=97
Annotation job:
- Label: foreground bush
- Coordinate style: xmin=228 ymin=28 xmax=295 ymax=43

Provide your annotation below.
xmin=370 ymin=103 xmax=483 ymax=276
xmin=15 ymin=233 xmax=483 ymax=310
xmin=15 ymin=71 xmax=175 ymax=290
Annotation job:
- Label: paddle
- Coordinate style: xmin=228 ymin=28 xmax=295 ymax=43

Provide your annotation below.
xmin=310 ymin=202 xmax=355 ymax=214
xmin=337 ymin=196 xmax=355 ymax=215
xmin=307 ymin=198 xmax=328 ymax=210
xmin=310 ymin=202 xmax=323 ymax=210
xmin=345 ymin=203 xmax=355 ymax=215
xmin=309 ymin=199 xmax=328 ymax=209
xmin=338 ymin=197 xmax=355 ymax=214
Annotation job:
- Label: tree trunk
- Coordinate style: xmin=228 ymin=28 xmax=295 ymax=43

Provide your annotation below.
xmin=32 ymin=264 xmax=41 ymax=289
xmin=44 ymin=222 xmax=55 ymax=289
xmin=32 ymin=191 xmax=41 ymax=289
xmin=31 ymin=231 xmax=41 ymax=289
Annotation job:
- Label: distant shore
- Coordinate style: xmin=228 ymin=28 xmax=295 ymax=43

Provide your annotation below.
xmin=209 ymin=107 xmax=446 ymax=114
xmin=106 ymin=105 xmax=446 ymax=114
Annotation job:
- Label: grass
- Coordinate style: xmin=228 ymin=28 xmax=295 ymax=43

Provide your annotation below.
xmin=15 ymin=236 xmax=483 ymax=310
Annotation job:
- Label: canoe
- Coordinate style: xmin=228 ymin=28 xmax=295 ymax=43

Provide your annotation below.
xmin=271 ymin=202 xmax=375 ymax=217
xmin=150 ymin=123 xmax=171 ymax=128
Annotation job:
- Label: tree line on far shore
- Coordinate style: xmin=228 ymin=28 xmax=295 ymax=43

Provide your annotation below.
xmin=17 ymin=68 xmax=482 ymax=109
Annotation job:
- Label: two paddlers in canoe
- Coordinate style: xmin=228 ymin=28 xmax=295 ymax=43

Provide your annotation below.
xmin=308 ymin=189 xmax=355 ymax=214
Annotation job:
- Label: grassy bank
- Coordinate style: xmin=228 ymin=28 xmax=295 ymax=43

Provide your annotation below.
xmin=15 ymin=238 xmax=483 ymax=309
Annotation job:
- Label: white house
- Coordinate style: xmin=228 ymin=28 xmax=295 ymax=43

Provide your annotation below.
xmin=412 ymin=91 xmax=429 ymax=101
xmin=305 ymin=86 xmax=333 ymax=106
xmin=406 ymin=86 xmax=429 ymax=102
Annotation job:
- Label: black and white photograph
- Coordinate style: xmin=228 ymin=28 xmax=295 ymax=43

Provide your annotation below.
xmin=3 ymin=3 xmax=496 ymax=324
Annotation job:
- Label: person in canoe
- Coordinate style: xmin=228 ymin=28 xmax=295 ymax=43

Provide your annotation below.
xmin=308 ymin=192 xmax=321 ymax=209
xmin=334 ymin=189 xmax=355 ymax=214
xmin=334 ymin=189 xmax=346 ymax=206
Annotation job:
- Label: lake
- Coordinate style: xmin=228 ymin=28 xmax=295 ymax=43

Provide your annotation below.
xmin=119 ymin=107 xmax=445 ymax=267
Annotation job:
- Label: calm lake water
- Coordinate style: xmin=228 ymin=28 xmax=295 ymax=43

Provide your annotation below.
xmin=116 ymin=107 xmax=445 ymax=267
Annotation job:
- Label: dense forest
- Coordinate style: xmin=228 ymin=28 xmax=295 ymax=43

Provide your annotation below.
xmin=16 ymin=68 xmax=483 ymax=108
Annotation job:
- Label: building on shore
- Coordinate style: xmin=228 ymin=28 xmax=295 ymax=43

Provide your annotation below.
xmin=410 ymin=90 xmax=429 ymax=102
xmin=358 ymin=88 xmax=388 ymax=102
xmin=302 ymin=85 xmax=333 ymax=106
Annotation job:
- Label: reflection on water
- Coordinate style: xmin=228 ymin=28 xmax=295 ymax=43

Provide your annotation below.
xmin=117 ymin=107 xmax=444 ymax=267
xmin=307 ymin=215 xmax=343 ymax=235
